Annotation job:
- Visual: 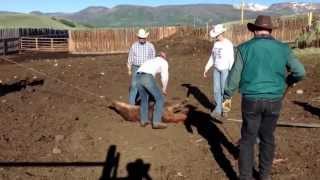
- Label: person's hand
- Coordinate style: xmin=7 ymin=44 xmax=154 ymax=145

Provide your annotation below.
xmin=222 ymin=99 xmax=232 ymax=113
xmin=128 ymin=70 xmax=132 ymax=76
xmin=203 ymin=71 xmax=207 ymax=78
xmin=288 ymin=83 xmax=296 ymax=88
xmin=162 ymin=90 xmax=167 ymax=96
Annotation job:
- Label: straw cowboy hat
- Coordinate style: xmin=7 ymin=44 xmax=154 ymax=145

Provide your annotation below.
xmin=209 ymin=24 xmax=227 ymax=38
xmin=136 ymin=28 xmax=149 ymax=38
xmin=247 ymin=15 xmax=274 ymax=32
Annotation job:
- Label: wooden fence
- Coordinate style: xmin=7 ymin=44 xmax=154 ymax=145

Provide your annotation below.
xmin=20 ymin=37 xmax=68 ymax=52
xmin=0 ymin=38 xmax=20 ymax=55
xmin=68 ymin=16 xmax=310 ymax=54
xmin=187 ymin=16 xmax=310 ymax=45
xmin=69 ymin=26 xmax=178 ymax=54
xmin=0 ymin=29 xmax=20 ymax=39
xmin=226 ymin=16 xmax=309 ymax=45
xmin=19 ymin=28 xmax=68 ymax=38
xmin=0 ymin=28 xmax=69 ymax=54
xmin=0 ymin=15 xmax=315 ymax=54
xmin=0 ymin=28 xmax=68 ymax=39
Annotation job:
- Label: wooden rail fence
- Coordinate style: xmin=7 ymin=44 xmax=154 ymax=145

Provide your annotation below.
xmin=0 ymin=15 xmax=316 ymax=54
xmin=20 ymin=37 xmax=68 ymax=52
xmin=0 ymin=38 xmax=20 ymax=55
xmin=187 ymin=16 xmax=310 ymax=45
xmin=69 ymin=26 xmax=178 ymax=54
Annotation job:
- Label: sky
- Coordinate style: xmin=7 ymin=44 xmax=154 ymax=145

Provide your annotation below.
xmin=1 ymin=0 xmax=319 ymax=13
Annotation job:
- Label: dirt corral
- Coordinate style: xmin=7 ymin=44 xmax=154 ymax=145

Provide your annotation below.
xmin=0 ymin=35 xmax=319 ymax=180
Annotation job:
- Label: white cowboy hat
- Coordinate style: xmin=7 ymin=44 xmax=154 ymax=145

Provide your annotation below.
xmin=209 ymin=24 xmax=227 ymax=38
xmin=136 ymin=28 xmax=149 ymax=38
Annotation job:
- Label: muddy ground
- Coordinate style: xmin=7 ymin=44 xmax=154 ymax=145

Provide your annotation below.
xmin=0 ymin=35 xmax=319 ymax=180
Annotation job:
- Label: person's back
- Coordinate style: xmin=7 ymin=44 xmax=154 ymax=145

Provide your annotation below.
xmin=223 ymin=15 xmax=305 ymax=180
xmin=238 ymin=36 xmax=298 ymax=99
xmin=136 ymin=52 xmax=169 ymax=129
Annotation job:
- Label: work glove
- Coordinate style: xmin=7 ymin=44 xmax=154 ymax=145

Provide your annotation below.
xmin=222 ymin=98 xmax=232 ymax=113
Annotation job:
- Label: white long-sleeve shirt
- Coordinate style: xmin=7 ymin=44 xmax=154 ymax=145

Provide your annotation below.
xmin=204 ymin=38 xmax=234 ymax=72
xmin=137 ymin=57 xmax=169 ymax=92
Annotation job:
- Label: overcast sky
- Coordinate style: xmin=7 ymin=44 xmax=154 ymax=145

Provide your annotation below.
xmin=1 ymin=0 xmax=319 ymax=13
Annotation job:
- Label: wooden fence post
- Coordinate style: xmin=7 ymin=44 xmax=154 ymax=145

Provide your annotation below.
xmin=206 ymin=22 xmax=209 ymax=39
xmin=281 ymin=19 xmax=284 ymax=41
xmin=35 ymin=38 xmax=38 ymax=50
xmin=19 ymin=38 xmax=21 ymax=54
xmin=4 ymin=39 xmax=7 ymax=55
xmin=51 ymin=38 xmax=54 ymax=51
xmin=68 ymin=30 xmax=75 ymax=53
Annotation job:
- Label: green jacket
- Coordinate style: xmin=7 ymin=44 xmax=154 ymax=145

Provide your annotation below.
xmin=224 ymin=35 xmax=305 ymax=100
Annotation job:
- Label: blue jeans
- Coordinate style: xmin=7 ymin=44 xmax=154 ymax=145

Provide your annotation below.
xmin=136 ymin=73 xmax=164 ymax=125
xmin=129 ymin=65 xmax=140 ymax=105
xmin=213 ymin=68 xmax=229 ymax=114
xmin=239 ymin=97 xmax=282 ymax=180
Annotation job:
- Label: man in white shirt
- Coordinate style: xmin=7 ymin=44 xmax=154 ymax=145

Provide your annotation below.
xmin=203 ymin=24 xmax=234 ymax=119
xmin=136 ymin=52 xmax=169 ymax=129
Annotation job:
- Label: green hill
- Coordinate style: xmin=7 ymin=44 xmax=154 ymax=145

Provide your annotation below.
xmin=0 ymin=13 xmax=90 ymax=29
xmin=45 ymin=3 xmax=319 ymax=27
xmin=67 ymin=4 xmax=260 ymax=27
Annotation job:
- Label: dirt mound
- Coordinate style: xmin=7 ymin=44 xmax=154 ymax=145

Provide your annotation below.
xmin=155 ymin=30 xmax=212 ymax=58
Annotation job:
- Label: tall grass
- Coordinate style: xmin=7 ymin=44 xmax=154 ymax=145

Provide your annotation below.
xmin=0 ymin=13 xmax=87 ymax=29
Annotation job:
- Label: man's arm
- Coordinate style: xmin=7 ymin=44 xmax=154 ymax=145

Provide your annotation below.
xmin=161 ymin=62 xmax=169 ymax=94
xmin=203 ymin=54 xmax=214 ymax=78
xmin=223 ymin=47 xmax=243 ymax=100
xmin=286 ymin=50 xmax=305 ymax=86
xmin=228 ymin=46 xmax=235 ymax=70
xmin=127 ymin=45 xmax=134 ymax=75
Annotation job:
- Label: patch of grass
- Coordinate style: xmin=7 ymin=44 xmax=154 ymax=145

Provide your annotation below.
xmin=294 ymin=48 xmax=320 ymax=57
xmin=0 ymin=13 xmax=90 ymax=29
xmin=294 ymin=48 xmax=320 ymax=78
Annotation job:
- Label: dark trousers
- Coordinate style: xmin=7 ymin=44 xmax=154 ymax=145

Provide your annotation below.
xmin=239 ymin=97 xmax=282 ymax=180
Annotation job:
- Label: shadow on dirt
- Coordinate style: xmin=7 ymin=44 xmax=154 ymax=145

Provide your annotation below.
xmin=0 ymin=145 xmax=152 ymax=180
xmin=184 ymin=104 xmax=239 ymax=180
xmin=100 ymin=145 xmax=152 ymax=180
xmin=293 ymin=101 xmax=320 ymax=118
xmin=181 ymin=83 xmax=215 ymax=111
xmin=0 ymin=79 xmax=44 ymax=96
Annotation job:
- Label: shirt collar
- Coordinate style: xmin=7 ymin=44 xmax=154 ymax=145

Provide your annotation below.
xmin=253 ymin=34 xmax=274 ymax=40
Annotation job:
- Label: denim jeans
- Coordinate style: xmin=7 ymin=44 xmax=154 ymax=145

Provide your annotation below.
xmin=239 ymin=97 xmax=282 ymax=180
xmin=213 ymin=68 xmax=229 ymax=115
xmin=129 ymin=65 xmax=140 ymax=105
xmin=136 ymin=73 xmax=164 ymax=125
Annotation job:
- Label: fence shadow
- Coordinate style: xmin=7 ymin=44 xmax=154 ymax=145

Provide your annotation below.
xmin=0 ymin=145 xmax=152 ymax=180
xmin=181 ymin=83 xmax=215 ymax=110
xmin=184 ymin=105 xmax=239 ymax=180
xmin=293 ymin=101 xmax=320 ymax=118
xmin=0 ymin=79 xmax=44 ymax=96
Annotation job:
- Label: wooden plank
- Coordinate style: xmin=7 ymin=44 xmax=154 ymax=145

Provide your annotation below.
xmin=21 ymin=48 xmax=68 ymax=52
xmin=225 ymin=118 xmax=320 ymax=128
xmin=69 ymin=50 xmax=128 ymax=55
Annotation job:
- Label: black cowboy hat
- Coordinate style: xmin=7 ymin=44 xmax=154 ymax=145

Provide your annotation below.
xmin=247 ymin=15 xmax=274 ymax=32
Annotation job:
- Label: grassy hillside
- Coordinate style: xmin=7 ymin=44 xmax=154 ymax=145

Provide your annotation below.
xmin=0 ymin=13 xmax=89 ymax=29
xmin=65 ymin=4 xmax=261 ymax=27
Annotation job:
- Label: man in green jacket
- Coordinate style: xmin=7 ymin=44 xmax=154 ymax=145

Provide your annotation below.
xmin=223 ymin=15 xmax=305 ymax=180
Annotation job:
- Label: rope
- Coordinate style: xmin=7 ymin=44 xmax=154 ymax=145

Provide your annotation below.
xmin=0 ymin=56 xmax=110 ymax=102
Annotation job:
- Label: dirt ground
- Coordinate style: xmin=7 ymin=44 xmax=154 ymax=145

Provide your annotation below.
xmin=0 ymin=34 xmax=319 ymax=180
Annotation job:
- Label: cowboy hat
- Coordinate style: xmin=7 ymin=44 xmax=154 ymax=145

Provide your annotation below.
xmin=209 ymin=24 xmax=227 ymax=38
xmin=136 ymin=28 xmax=149 ymax=38
xmin=247 ymin=15 xmax=274 ymax=32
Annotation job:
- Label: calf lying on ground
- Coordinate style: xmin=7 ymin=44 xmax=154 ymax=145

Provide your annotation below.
xmin=110 ymin=100 xmax=189 ymax=123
